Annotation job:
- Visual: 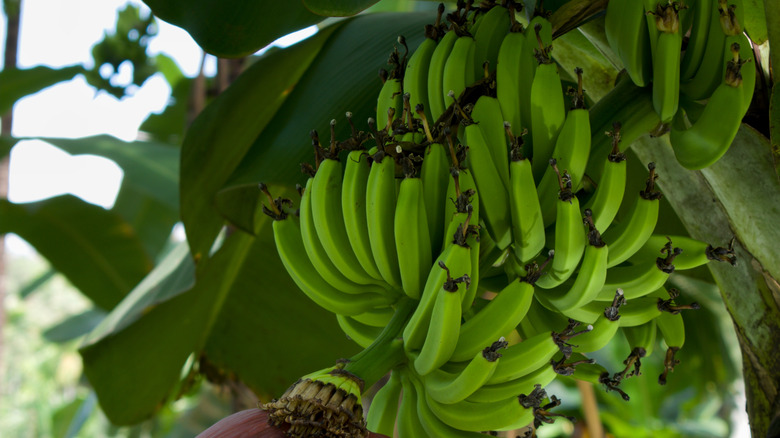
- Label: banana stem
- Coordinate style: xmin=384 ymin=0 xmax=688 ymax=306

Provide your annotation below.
xmin=576 ymin=380 xmax=605 ymax=438
xmin=342 ymin=298 xmax=416 ymax=389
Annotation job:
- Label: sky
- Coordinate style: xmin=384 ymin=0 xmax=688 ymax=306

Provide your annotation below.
xmin=0 ymin=0 xmax=315 ymax=254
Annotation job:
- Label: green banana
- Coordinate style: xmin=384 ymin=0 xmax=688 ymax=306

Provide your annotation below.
xmin=680 ymin=0 xmax=730 ymax=100
xmin=428 ymin=27 xmax=459 ymax=123
xmin=572 ymin=290 xmax=624 ymax=353
xmin=337 ymin=314 xmax=383 ymax=348
xmin=450 ymin=278 xmax=535 ymax=362
xmin=536 ymin=164 xmax=586 ymax=289
xmin=622 ymin=319 xmax=658 ymax=357
xmin=464 ymin=117 xmax=513 ymax=249
xmin=442 ymin=27 xmax=476 ymax=104
xmin=467 ymin=361 xmax=557 ymax=403
xmin=496 ymin=7 xmax=525 ymax=137
xmin=311 ymin=148 xmax=381 ymax=286
xmin=420 ymin=142 xmax=451 ymax=253
xmin=487 ymin=322 xmax=586 ymax=385
xmin=366 ymin=149 xmax=403 ymax=289
xmin=366 ymin=371 xmax=402 ymax=436
xmin=395 ymin=170 xmax=433 ymax=300
xmin=671 ymin=39 xmax=754 ymax=169
xmin=680 ymin=0 xmax=713 ymax=80
xmin=656 ymin=310 xmax=687 ymax=385
xmin=403 ymin=219 xmax=474 ymax=353
xmin=472 ymin=3 xmax=510 ymax=80
xmin=628 ymin=234 xmax=737 ymax=269
xmin=342 ymin=150 xmax=386 ymax=282
xmin=583 ymin=127 xmax=627 ymax=234
xmin=351 ymin=305 xmax=395 ymax=327
xmin=602 ymin=162 xmax=662 ymax=268
xmin=409 ymin=372 xmax=489 ymax=438
xmin=519 ymin=16 xmax=552 ymax=159
xmin=424 ymin=390 xmax=535 ymax=432
xmin=541 ymin=209 xmax=608 ymax=312
xmin=424 ymin=339 xmax=507 ymax=404
xmin=404 ymin=26 xmax=438 ymax=126
xmin=605 ymin=0 xmax=652 ymax=87
xmin=649 ymin=1 xmax=683 ymax=123
xmin=264 ymin=195 xmax=390 ymax=316
xmin=529 ymin=21 xmax=565 ymax=181
xmin=470 ymin=95 xmax=511 ymax=190
xmin=300 ymin=177 xmax=387 ymax=295
xmin=397 ymin=370 xmax=427 ymax=438
xmin=376 ymin=68 xmax=403 ymax=134
xmin=414 ymin=261 xmax=470 ymax=375
xmin=537 ymin=68 xmax=591 ymax=226
xmin=507 ymin=129 xmax=546 ymax=264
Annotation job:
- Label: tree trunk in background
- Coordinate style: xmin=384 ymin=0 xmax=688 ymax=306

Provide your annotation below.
xmin=1 ymin=0 xmax=21 ymax=395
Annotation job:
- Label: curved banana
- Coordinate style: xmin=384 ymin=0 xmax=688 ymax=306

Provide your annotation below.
xmin=467 ymin=361 xmax=557 ymax=403
xmin=572 ymin=290 xmax=624 ymax=353
xmin=464 ymin=119 xmax=513 ymax=249
xmin=649 ymin=1 xmax=683 ymax=123
xmin=496 ymin=7 xmax=525 ymax=137
xmin=537 ymin=67 xmax=591 ymax=226
xmin=595 ymin=249 xmax=678 ymax=301
xmin=541 ymin=209 xmax=608 ymax=312
xmin=351 ymin=305 xmax=395 ymax=327
xmin=428 ymin=28 xmax=459 ymax=123
xmin=404 ymin=28 xmax=438 ymax=126
xmin=311 ymin=152 xmax=381 ymax=286
xmin=420 ymin=142 xmax=451 ymax=252
xmin=424 ymin=339 xmax=506 ymax=404
xmin=366 ymin=371 xmax=402 ymax=436
xmin=472 ymin=3 xmax=510 ymax=79
xmin=376 ymin=68 xmax=403 ymax=134
xmin=508 ymin=130 xmax=546 ymax=264
xmin=671 ymin=39 xmax=754 ymax=170
xmin=529 ymin=21 xmax=565 ymax=181
xmin=403 ymin=225 xmax=473 ymax=353
xmin=602 ymin=162 xmax=662 ymax=268
xmin=409 ymin=372 xmax=488 ymax=438
xmin=518 ymin=16 xmax=551 ymax=159
xmin=656 ymin=310 xmax=687 ymax=385
xmin=679 ymin=0 xmax=730 ymax=100
xmin=605 ymin=0 xmax=652 ymax=87
xmin=396 ymin=371 xmax=427 ymax=438
xmin=470 ymin=95 xmax=511 ymax=190
xmin=535 ymin=164 xmax=586 ymax=289
xmin=300 ymin=177 xmax=387 ymax=295
xmin=680 ymin=0 xmax=713 ymax=80
xmin=414 ymin=261 xmax=470 ymax=375
xmin=628 ymin=234 xmax=737 ymax=270
xmin=583 ymin=126 xmax=627 ymax=234
xmin=342 ymin=150 xmax=385 ymax=282
xmin=425 ymin=390 xmax=535 ymax=432
xmin=266 ymin=206 xmax=391 ymax=316
xmin=366 ymin=150 xmax=403 ymax=289
xmin=442 ymin=27 xmax=476 ymax=104
xmin=337 ymin=314 xmax=383 ymax=348
xmin=395 ymin=173 xmax=433 ymax=299
xmin=450 ymin=278 xmax=535 ymax=362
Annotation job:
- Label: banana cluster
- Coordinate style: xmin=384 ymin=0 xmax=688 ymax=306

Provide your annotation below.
xmin=261 ymin=1 xmax=741 ymax=436
xmin=605 ymin=0 xmax=756 ymax=169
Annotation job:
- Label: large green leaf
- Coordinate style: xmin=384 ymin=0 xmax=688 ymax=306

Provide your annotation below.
xmin=0 ymin=196 xmax=152 ymax=310
xmin=81 ymin=217 xmax=356 ymax=423
xmin=179 ymin=23 xmax=340 ymax=258
xmin=141 ymin=0 xmax=323 ymax=57
xmin=303 ymin=0 xmax=380 ymax=16
xmin=0 ymin=65 xmax=86 ymax=115
xmin=111 ymin=184 xmax=179 ymax=259
xmin=39 ymin=135 xmax=179 ymax=210
xmin=225 ymin=11 xmax=432 ymax=189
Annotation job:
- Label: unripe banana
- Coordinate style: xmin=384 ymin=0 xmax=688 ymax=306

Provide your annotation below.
xmin=628 ymin=234 xmax=737 ymax=269
xmin=496 ymin=7 xmax=525 ymax=137
xmin=428 ymin=28 xmax=459 ymax=123
xmin=649 ymin=1 xmax=683 ymax=123
xmin=442 ymin=28 xmax=476 ymax=104
xmin=605 ymin=0 xmax=652 ymax=87
xmin=472 ymin=3 xmax=510 ymax=80
xmin=583 ymin=125 xmax=627 ymax=234
xmin=337 ymin=314 xmax=383 ymax=348
xmin=366 ymin=149 xmax=403 ymax=289
xmin=424 ymin=339 xmax=507 ymax=404
xmin=395 ymin=170 xmax=433 ymax=300
xmin=507 ymin=128 xmax=546 ymax=264
xmin=366 ymin=371 xmax=402 ymax=436
xmin=404 ymin=26 xmax=438 ymax=125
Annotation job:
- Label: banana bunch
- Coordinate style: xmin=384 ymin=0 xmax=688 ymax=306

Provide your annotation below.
xmin=605 ymin=0 xmax=756 ymax=169
xmin=258 ymin=2 xmax=745 ymax=436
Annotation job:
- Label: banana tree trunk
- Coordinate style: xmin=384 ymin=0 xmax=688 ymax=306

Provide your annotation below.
xmin=631 ymin=128 xmax=780 ymax=437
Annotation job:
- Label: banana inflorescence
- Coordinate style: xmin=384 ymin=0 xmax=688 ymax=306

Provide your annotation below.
xmin=259 ymin=1 xmax=748 ymax=436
